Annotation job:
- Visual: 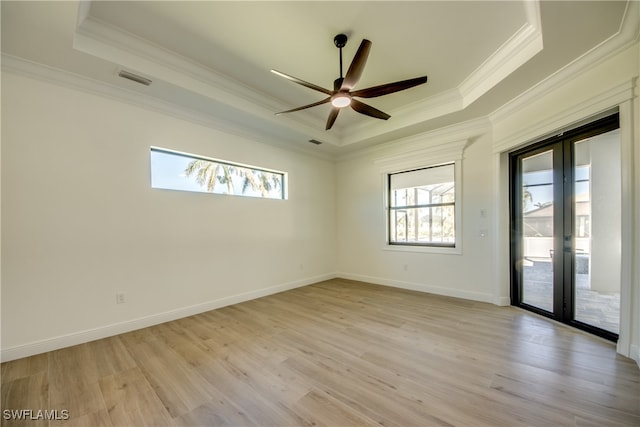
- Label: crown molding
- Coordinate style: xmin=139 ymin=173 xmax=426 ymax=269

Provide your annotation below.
xmin=341 ymin=1 xmax=541 ymax=146
xmin=458 ymin=0 xmax=544 ymax=108
xmin=336 ymin=116 xmax=491 ymax=164
xmin=490 ymin=0 xmax=639 ymax=127
xmin=374 ymin=138 xmax=468 ymax=174
xmin=6 ymin=0 xmax=633 ymax=162
xmin=492 ymin=78 xmax=636 ymax=153
xmin=73 ymin=13 xmax=339 ymax=147
xmin=459 ymin=19 xmax=543 ymax=107
xmin=1 ymin=53 xmax=336 ymax=161
xmin=342 ymin=88 xmax=465 ymax=147
xmin=73 ymin=1 xmax=541 ymax=149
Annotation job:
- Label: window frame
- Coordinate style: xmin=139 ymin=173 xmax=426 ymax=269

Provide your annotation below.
xmin=150 ymin=146 xmax=288 ymax=200
xmin=388 ymin=163 xmax=456 ymax=248
xmin=383 ymin=159 xmax=462 ymax=255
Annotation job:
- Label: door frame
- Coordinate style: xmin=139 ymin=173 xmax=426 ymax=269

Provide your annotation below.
xmin=509 ymin=113 xmax=620 ymax=342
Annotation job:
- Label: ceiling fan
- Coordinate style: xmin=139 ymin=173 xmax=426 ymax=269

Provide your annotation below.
xmin=271 ymin=33 xmax=428 ymax=130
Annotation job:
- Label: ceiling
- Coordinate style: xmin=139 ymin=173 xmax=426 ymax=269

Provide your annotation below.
xmin=1 ymin=1 xmax=634 ymax=156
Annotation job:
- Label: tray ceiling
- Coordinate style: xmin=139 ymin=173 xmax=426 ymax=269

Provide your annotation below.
xmin=1 ymin=1 xmax=634 ymax=155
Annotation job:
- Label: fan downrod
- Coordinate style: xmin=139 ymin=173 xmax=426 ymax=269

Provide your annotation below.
xmin=334 ymin=34 xmax=348 ymax=79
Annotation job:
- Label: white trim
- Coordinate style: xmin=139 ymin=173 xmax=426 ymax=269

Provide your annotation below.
xmin=72 ymin=2 xmax=542 ymax=147
xmin=374 ymin=140 xmax=468 ymax=172
xmin=352 ymin=116 xmax=490 ymax=164
xmin=493 ymin=296 xmax=511 ymax=307
xmin=490 ymin=1 xmax=640 ymax=127
xmin=493 ymin=86 xmax=638 ymax=359
xmin=631 ymin=345 xmax=640 ymax=368
xmin=75 ymin=0 xmax=91 ymax=27
xmin=375 ymin=135 xmax=467 ymax=256
xmin=335 ymin=1 xmax=541 ymax=145
xmin=617 ymin=99 xmax=634 ymax=358
xmin=459 ymin=19 xmax=543 ymax=107
xmin=73 ymin=14 xmax=339 ymax=148
xmin=492 ymin=79 xmax=636 ymax=153
xmin=382 ymin=243 xmax=460 ymax=256
xmin=74 ymin=16 xmax=276 ymax=118
xmin=0 ymin=273 xmax=336 ymax=362
xmin=337 ymin=272 xmax=494 ymax=304
xmin=380 ymin=159 xmax=463 ymax=255
xmin=0 ymin=54 xmax=335 ymax=161
xmin=493 ymin=151 xmax=512 ymax=307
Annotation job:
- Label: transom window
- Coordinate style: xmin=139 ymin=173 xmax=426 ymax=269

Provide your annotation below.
xmin=388 ymin=163 xmax=456 ymax=247
xmin=150 ymin=147 xmax=286 ymax=200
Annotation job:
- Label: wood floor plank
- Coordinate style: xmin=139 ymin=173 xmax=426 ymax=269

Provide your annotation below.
xmin=216 ymin=340 xmax=311 ymax=403
xmin=196 ymin=358 xmax=313 ymax=426
xmin=174 ymin=400 xmax=257 ymax=427
xmin=291 ymin=389 xmax=382 ymax=427
xmin=99 ymin=367 xmax=175 ymax=427
xmin=1 ymin=279 xmax=638 ymax=426
xmin=489 ymin=372 xmax=640 ymax=425
xmin=1 ymin=371 xmax=49 ymax=427
xmin=49 ymin=409 xmax=112 ymax=427
xmin=88 ymin=336 xmax=137 ymax=378
xmin=0 ymin=353 xmax=48 ymax=385
xmin=153 ymin=321 xmax=219 ymax=368
xmin=47 ymin=344 xmax=107 ymax=421
xmin=118 ymin=336 xmax=217 ymax=418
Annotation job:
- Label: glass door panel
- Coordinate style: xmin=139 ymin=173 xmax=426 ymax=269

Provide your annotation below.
xmin=573 ymin=130 xmax=621 ymax=334
xmin=511 ymin=113 xmax=620 ymax=341
xmin=520 ymin=150 xmax=554 ymax=312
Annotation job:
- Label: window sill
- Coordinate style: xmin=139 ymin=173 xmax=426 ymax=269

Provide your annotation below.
xmin=383 ymin=244 xmax=462 ymax=255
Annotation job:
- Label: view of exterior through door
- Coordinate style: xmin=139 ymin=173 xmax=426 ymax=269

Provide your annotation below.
xmin=510 ymin=114 xmax=621 ymax=341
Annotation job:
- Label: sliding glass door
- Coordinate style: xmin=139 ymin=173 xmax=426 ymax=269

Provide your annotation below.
xmin=510 ymin=114 xmax=621 ymax=340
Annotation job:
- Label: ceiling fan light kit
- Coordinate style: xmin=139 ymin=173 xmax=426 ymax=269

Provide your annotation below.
xmin=272 ymin=34 xmax=428 ymax=130
xmin=331 ymin=93 xmax=351 ymax=108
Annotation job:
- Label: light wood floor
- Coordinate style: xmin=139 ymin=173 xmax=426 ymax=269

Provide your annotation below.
xmin=2 ymin=279 xmax=639 ymax=426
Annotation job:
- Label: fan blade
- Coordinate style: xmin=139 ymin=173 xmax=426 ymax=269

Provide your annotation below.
xmin=351 ymin=76 xmax=428 ymax=98
xmin=271 ymin=70 xmax=333 ymax=95
xmin=350 ymin=99 xmax=390 ymax=120
xmin=276 ymin=97 xmax=331 ymax=115
xmin=326 ymin=108 xmax=340 ymax=130
xmin=341 ymin=39 xmax=372 ymax=91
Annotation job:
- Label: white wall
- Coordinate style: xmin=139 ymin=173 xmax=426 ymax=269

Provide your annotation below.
xmin=335 ymin=130 xmax=496 ymax=303
xmin=335 ymin=42 xmax=640 ymax=364
xmin=590 ymin=132 xmax=622 ymax=293
xmin=491 ymin=43 xmax=639 ymax=362
xmin=1 ymin=72 xmax=336 ymax=361
xmin=2 ymin=39 xmax=639 ymax=365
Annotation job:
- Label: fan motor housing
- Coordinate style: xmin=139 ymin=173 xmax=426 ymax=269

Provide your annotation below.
xmin=334 ymin=34 xmax=347 ymax=48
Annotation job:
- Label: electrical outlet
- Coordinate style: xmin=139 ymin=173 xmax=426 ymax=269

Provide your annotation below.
xmin=116 ymin=292 xmax=126 ymax=304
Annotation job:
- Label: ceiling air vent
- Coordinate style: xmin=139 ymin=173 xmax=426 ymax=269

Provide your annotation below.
xmin=118 ymin=70 xmax=152 ymax=86
xmin=308 ymin=139 xmax=323 ymax=145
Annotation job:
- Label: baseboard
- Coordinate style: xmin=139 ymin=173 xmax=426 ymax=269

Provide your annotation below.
xmin=336 ymin=272 xmax=494 ymax=303
xmin=493 ymin=296 xmax=511 ymax=306
xmin=0 ymin=273 xmax=336 ymax=362
xmin=631 ymin=344 xmax=640 ymax=368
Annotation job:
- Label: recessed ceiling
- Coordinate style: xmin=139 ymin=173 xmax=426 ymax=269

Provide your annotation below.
xmin=1 ymin=1 xmax=632 ymax=155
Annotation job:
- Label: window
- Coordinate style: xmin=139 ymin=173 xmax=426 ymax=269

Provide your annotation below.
xmin=388 ymin=163 xmax=455 ymax=247
xmin=150 ymin=147 xmax=286 ymax=200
